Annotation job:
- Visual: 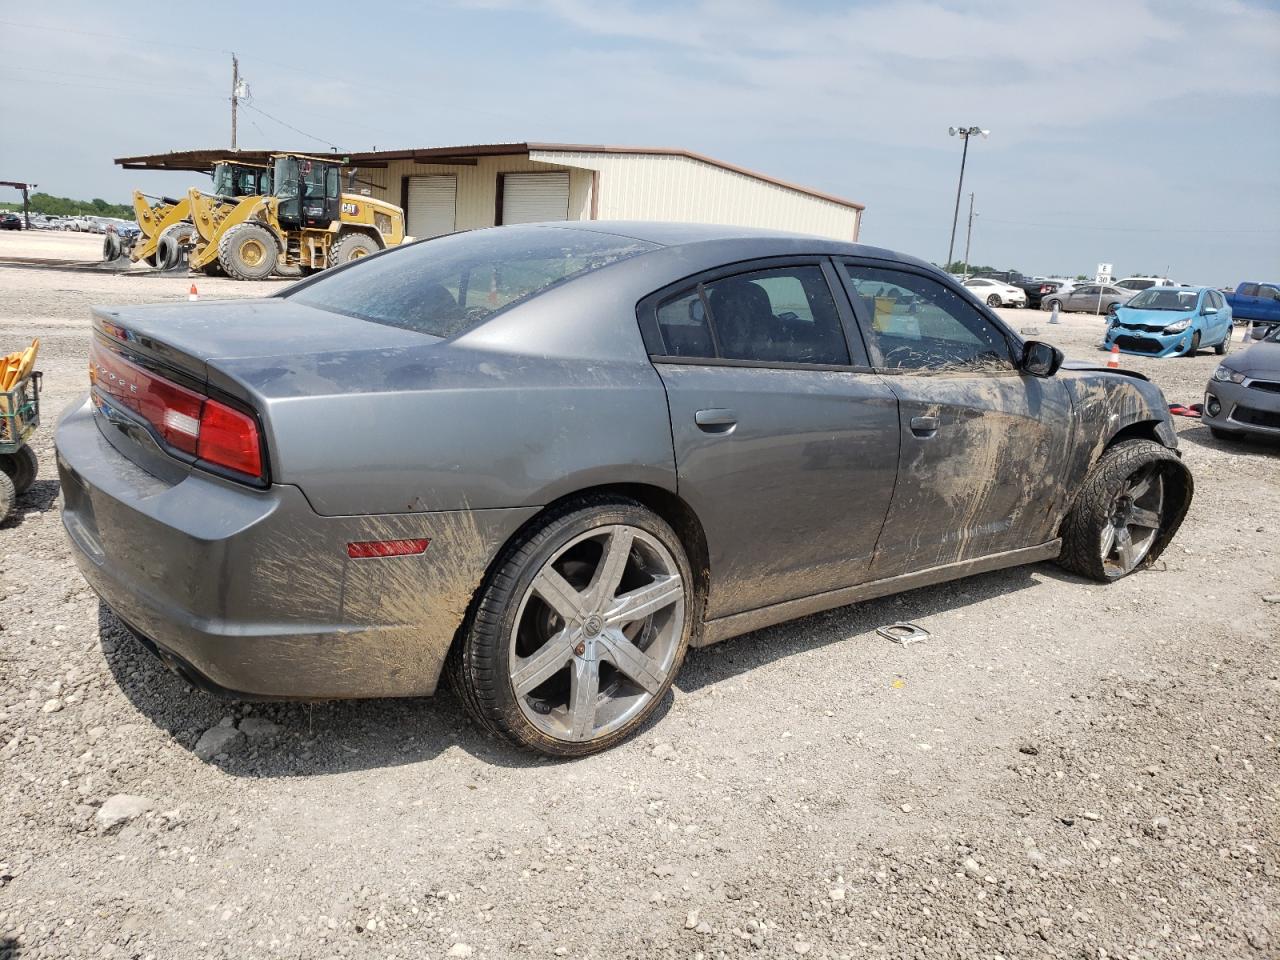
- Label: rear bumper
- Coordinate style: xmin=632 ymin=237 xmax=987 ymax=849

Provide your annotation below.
xmin=1203 ymin=380 xmax=1280 ymax=437
xmin=56 ymin=396 xmax=536 ymax=699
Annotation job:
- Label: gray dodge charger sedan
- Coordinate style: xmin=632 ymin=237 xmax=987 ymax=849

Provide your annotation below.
xmin=57 ymin=222 xmax=1193 ymax=756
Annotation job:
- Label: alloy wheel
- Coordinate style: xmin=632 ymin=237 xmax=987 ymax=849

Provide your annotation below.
xmin=1100 ymin=465 xmax=1163 ymax=578
xmin=508 ymin=524 xmax=685 ymax=743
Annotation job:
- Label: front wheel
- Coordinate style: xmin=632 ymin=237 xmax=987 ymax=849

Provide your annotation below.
xmin=986 ymin=294 xmax=1002 ymax=308
xmin=452 ymin=497 xmax=694 ymax=757
xmin=1057 ymin=439 xmax=1192 ymax=582
xmin=1184 ymin=331 xmax=1201 ymax=357
xmin=217 ymin=222 xmax=279 ymax=281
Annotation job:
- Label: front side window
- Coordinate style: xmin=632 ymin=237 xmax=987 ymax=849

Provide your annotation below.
xmin=841 ymin=263 xmax=1015 ymax=371
xmin=653 ymin=265 xmax=850 ymax=365
xmin=288 ymin=226 xmax=657 ymax=339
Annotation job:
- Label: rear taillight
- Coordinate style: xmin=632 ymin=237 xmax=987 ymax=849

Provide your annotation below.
xmin=90 ymin=340 xmax=265 ymax=483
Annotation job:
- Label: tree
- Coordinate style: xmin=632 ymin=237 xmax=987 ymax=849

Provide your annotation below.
xmin=0 ymin=192 xmax=133 ymax=219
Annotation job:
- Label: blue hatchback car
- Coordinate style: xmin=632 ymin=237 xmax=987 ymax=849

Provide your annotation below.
xmin=1104 ymin=286 xmax=1233 ymax=357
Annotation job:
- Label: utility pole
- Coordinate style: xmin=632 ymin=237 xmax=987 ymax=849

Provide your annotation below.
xmin=230 ymin=53 xmax=239 ymax=151
xmin=962 ymin=192 xmax=975 ymax=280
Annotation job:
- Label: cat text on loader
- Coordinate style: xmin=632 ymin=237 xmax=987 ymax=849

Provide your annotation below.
xmin=188 ymin=153 xmax=406 ymax=280
xmin=111 ymin=161 xmax=272 ymax=269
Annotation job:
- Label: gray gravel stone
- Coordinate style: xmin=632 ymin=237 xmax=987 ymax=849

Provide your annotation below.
xmin=96 ymin=795 xmax=153 ymax=831
xmin=193 ymin=725 xmax=243 ymax=761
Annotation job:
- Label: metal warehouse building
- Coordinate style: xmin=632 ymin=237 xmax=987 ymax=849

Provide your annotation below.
xmin=116 ymin=142 xmax=865 ymax=241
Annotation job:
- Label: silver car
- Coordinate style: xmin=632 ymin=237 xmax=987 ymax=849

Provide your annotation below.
xmin=1203 ymin=324 xmax=1280 ymax=441
xmin=56 ymin=223 xmax=1192 ymax=756
xmin=1043 ymin=284 xmax=1136 ymax=315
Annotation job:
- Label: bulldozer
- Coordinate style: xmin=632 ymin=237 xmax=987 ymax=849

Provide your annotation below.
xmin=110 ymin=153 xmax=406 ymax=279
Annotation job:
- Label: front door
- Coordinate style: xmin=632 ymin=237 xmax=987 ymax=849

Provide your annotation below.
xmin=638 ymin=259 xmax=901 ymax=619
xmin=837 ymin=260 xmax=1077 ymax=576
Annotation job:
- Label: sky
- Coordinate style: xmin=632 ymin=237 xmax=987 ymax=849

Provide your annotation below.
xmin=1 ymin=0 xmax=1277 ymax=284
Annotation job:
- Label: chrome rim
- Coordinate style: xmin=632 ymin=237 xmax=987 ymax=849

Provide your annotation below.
xmin=509 ymin=525 xmax=685 ymax=742
xmin=1100 ymin=466 xmax=1163 ymax=577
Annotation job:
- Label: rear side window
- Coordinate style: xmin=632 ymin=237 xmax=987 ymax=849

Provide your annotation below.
xmin=654 ymin=266 xmax=850 ymax=366
xmin=287 ymin=226 xmax=658 ymax=339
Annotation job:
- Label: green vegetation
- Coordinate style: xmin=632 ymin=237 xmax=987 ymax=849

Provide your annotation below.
xmin=0 ymin=192 xmax=133 ymax=219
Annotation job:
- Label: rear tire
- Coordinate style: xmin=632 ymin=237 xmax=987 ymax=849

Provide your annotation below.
xmin=217 ymin=222 xmax=279 ymax=281
xmin=0 ymin=445 xmax=38 ymax=495
xmin=329 ymin=232 xmax=379 ymax=268
xmin=1043 ymin=298 xmax=1063 ymax=313
xmin=451 ymin=495 xmax=694 ymax=758
xmin=1057 ymin=439 xmax=1192 ymax=583
xmin=1214 ymin=327 xmax=1231 ymax=355
xmin=155 ymin=223 xmax=195 ymax=271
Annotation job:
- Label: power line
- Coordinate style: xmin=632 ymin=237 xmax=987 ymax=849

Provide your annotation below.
xmin=0 ymin=17 xmax=230 ymax=54
xmin=240 ymin=102 xmax=341 ymax=150
xmin=0 ymin=71 xmax=218 ymax=100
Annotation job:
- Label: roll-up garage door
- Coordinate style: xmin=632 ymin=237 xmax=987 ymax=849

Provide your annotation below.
xmin=501 ymin=171 xmax=570 ymax=224
xmin=406 ymin=175 xmax=457 ymax=238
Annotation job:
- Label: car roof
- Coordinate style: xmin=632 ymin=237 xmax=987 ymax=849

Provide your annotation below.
xmin=521 ymin=220 xmax=935 ymax=273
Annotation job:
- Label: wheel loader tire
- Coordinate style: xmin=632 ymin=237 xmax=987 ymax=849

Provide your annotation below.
xmin=156 ymin=223 xmax=196 ymax=271
xmin=329 ymin=232 xmax=380 ymax=268
xmin=102 ymin=232 xmax=121 ymax=261
xmin=217 ymin=223 xmax=279 ymax=281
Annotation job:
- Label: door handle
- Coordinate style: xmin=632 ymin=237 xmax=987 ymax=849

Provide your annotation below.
xmin=695 ymin=408 xmax=737 ymax=433
xmin=910 ymin=415 xmax=939 ymax=437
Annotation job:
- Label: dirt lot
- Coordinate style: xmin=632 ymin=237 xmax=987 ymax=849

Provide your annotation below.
xmin=0 ymin=262 xmax=1276 ymax=960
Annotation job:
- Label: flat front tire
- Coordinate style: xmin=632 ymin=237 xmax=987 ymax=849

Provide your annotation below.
xmin=452 ymin=496 xmax=695 ymax=757
xmin=1057 ymin=439 xmax=1192 ymax=582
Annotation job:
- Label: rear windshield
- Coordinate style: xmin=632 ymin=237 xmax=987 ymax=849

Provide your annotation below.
xmin=286 ymin=226 xmax=658 ymax=339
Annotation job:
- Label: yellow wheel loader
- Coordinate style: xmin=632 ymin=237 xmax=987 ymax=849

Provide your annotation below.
xmin=184 ymin=154 xmax=405 ymax=280
xmin=106 ymin=161 xmax=272 ymax=268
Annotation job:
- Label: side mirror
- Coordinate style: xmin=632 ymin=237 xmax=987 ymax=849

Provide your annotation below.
xmin=1021 ymin=340 xmax=1063 ymax=378
xmin=1203 ymin=306 xmax=1218 ymax=315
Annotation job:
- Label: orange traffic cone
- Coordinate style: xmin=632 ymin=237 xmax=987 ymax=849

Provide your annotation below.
xmin=1107 ymin=344 xmax=1120 ymax=369
xmin=188 ymin=283 xmax=199 ymax=302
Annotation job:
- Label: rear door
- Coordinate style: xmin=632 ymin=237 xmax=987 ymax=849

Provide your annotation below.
xmin=837 ymin=259 xmax=1077 ymax=576
xmin=638 ymin=259 xmax=900 ymax=619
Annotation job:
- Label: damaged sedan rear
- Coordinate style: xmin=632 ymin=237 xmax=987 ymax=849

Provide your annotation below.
xmin=57 ymin=222 xmax=1193 ymax=756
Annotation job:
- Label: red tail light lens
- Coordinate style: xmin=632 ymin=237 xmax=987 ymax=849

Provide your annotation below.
xmin=197 ymin=399 xmax=263 ymax=478
xmin=90 ymin=340 xmax=265 ymax=483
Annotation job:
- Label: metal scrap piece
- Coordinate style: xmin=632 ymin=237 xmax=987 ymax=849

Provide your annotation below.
xmin=877 ymin=622 xmax=931 ymax=646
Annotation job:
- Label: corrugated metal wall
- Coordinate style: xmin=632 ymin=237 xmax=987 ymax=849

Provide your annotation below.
xmin=531 ymin=150 xmax=859 ymax=240
xmin=352 ymin=149 xmax=858 ymax=240
xmin=356 ymin=155 xmax=591 ymax=232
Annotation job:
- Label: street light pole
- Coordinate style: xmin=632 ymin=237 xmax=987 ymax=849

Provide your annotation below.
xmin=962 ymin=192 xmax=975 ymax=279
xmin=945 ymin=125 xmax=988 ymax=271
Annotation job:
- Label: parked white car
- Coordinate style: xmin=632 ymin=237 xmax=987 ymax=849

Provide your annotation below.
xmin=1114 ymin=276 xmax=1181 ymax=292
xmin=962 ymin=277 xmax=1028 ymax=307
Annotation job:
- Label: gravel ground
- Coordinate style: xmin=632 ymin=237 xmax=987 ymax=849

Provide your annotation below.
xmin=1 ymin=263 xmax=1276 ymax=960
